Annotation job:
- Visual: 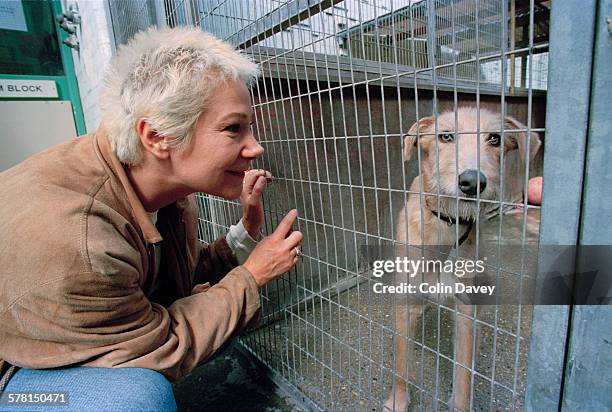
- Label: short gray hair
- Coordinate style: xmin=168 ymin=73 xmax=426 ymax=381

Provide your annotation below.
xmin=100 ymin=27 xmax=260 ymax=165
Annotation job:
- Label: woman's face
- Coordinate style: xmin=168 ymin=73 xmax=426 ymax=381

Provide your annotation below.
xmin=172 ymin=79 xmax=264 ymax=200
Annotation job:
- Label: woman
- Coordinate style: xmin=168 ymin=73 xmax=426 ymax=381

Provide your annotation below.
xmin=0 ymin=27 xmax=302 ymax=411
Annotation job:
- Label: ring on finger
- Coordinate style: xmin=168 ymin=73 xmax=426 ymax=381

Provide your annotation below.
xmin=294 ymin=247 xmax=301 ymax=257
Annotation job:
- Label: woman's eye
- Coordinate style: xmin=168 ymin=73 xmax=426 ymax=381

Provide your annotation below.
xmin=488 ymin=133 xmax=501 ymax=146
xmin=438 ymin=133 xmax=454 ymax=143
xmin=225 ymin=124 xmax=241 ymax=133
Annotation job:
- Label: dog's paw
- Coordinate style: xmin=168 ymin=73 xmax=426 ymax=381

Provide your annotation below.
xmin=383 ymin=395 xmax=408 ymax=412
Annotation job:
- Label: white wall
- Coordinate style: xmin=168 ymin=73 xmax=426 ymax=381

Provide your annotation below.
xmin=0 ymin=101 xmax=77 ymax=171
xmin=62 ymin=0 xmax=114 ymax=133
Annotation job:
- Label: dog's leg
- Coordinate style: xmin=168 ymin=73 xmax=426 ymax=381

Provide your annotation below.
xmin=452 ymin=303 xmax=475 ymax=411
xmin=385 ymin=182 xmax=429 ymax=411
xmin=385 ymin=304 xmax=423 ymax=412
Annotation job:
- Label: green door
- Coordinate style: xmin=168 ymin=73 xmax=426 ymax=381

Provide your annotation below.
xmin=0 ymin=0 xmax=85 ymax=134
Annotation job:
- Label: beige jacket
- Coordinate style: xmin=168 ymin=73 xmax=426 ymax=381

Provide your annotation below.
xmin=0 ymin=130 xmax=261 ymax=386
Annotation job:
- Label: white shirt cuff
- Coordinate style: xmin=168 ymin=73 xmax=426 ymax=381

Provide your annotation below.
xmin=226 ymin=219 xmax=259 ymax=264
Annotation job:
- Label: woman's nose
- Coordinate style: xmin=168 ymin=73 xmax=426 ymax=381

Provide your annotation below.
xmin=243 ymin=134 xmax=264 ymax=159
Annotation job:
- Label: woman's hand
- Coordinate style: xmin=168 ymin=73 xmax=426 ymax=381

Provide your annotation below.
xmin=240 ymin=169 xmax=273 ymax=239
xmin=528 ymin=176 xmax=542 ymax=205
xmin=244 ymin=209 xmax=302 ymax=288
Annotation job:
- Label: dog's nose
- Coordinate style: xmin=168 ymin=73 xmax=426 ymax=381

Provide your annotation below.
xmin=458 ymin=170 xmax=487 ymax=195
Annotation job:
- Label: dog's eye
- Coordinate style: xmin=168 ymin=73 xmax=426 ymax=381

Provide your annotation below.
xmin=438 ymin=133 xmax=454 ymax=143
xmin=488 ymin=133 xmax=501 ymax=147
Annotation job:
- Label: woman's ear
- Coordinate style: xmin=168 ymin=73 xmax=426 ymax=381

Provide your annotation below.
xmin=404 ymin=116 xmax=434 ymax=161
xmin=504 ymin=116 xmax=541 ymax=165
xmin=136 ymin=118 xmax=170 ymax=160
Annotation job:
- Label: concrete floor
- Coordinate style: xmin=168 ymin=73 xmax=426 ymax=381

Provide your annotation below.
xmin=174 ymin=209 xmax=540 ymax=411
xmin=252 ymin=289 xmax=532 ymax=411
xmin=172 ymin=343 xmax=305 ymax=412
xmin=242 ymin=209 xmax=540 ymax=411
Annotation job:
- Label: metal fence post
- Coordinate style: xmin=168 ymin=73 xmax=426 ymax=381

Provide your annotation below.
xmin=560 ymin=0 xmax=612 ymax=409
xmin=154 ymin=0 xmax=167 ymax=28
xmin=524 ymin=1 xmax=598 ymax=410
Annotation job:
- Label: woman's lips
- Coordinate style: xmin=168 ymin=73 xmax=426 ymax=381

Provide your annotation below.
xmin=226 ymin=170 xmax=246 ymax=178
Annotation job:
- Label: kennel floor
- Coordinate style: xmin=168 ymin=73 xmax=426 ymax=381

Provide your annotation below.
xmin=245 ymin=209 xmax=540 ymax=412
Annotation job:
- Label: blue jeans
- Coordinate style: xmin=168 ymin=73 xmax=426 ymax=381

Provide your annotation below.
xmin=0 ymin=367 xmax=177 ymax=411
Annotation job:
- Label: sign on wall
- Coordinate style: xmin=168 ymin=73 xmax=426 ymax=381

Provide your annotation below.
xmin=0 ymin=1 xmax=27 ymax=32
xmin=0 ymin=79 xmax=58 ymax=98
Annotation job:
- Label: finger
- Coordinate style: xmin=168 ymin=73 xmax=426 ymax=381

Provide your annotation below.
xmin=244 ymin=169 xmax=274 ymax=187
xmin=284 ymin=231 xmax=303 ymax=248
xmin=252 ymin=176 xmax=267 ymax=197
xmin=272 ymin=209 xmax=298 ymax=239
xmin=246 ymin=176 xmax=267 ymax=207
xmin=242 ymin=169 xmax=263 ymax=191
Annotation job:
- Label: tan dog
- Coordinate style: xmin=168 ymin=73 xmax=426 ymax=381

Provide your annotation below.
xmin=384 ymin=107 xmax=541 ymax=411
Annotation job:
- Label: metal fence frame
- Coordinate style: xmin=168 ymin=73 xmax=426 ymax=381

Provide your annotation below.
xmin=523 ymin=1 xmax=597 ymax=410
xmin=201 ymin=1 xmax=543 ymax=409
xmin=560 ymin=1 xmax=612 ymax=406
xmin=104 ymin=0 xmax=611 ymax=409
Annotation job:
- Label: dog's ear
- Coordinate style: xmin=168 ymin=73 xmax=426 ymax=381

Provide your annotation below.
xmin=404 ymin=116 xmax=434 ymax=161
xmin=504 ymin=116 xmax=541 ymax=165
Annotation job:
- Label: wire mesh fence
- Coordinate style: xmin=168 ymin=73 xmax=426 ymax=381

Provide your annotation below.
xmin=108 ymin=0 xmax=158 ymax=46
xmin=109 ymin=0 xmax=550 ymax=410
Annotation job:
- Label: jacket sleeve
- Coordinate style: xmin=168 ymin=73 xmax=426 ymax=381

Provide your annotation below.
xmin=193 ymin=237 xmax=239 ymax=287
xmin=193 ymin=219 xmax=260 ymax=287
xmin=83 ymin=207 xmax=263 ymax=381
xmin=111 ymin=266 xmax=260 ymax=381
xmin=153 ymin=197 xmax=240 ymax=301
xmin=0 ymin=212 xmax=261 ymax=382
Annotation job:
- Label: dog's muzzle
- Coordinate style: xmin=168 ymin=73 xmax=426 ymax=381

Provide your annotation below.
xmin=458 ymin=169 xmax=487 ymax=195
